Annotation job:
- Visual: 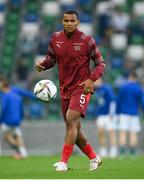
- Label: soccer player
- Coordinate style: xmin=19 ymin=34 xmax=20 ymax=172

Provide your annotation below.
xmin=94 ymin=78 xmax=118 ymax=158
xmin=116 ymin=71 xmax=144 ymax=156
xmin=0 ymin=75 xmax=35 ymax=159
xmin=35 ymin=10 xmax=105 ymax=171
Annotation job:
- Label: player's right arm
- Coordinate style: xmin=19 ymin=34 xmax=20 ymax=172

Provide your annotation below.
xmin=35 ymin=38 xmax=56 ymax=72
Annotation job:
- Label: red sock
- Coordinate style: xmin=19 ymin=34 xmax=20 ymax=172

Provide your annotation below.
xmin=81 ymin=144 xmax=96 ymax=160
xmin=60 ymin=144 xmax=74 ymax=164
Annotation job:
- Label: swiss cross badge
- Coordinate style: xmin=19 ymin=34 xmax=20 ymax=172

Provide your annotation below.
xmin=74 ymin=45 xmax=81 ymax=51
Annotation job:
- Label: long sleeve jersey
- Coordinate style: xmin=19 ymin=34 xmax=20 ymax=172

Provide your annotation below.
xmin=0 ymin=87 xmax=35 ymax=126
xmin=0 ymin=90 xmax=23 ymax=126
xmin=41 ymin=29 xmax=105 ymax=99
xmin=116 ymin=81 xmax=144 ymax=115
xmin=94 ymin=84 xmax=116 ymax=116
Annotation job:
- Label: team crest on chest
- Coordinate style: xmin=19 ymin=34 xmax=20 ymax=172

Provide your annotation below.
xmin=73 ymin=42 xmax=83 ymax=51
xmin=74 ymin=45 xmax=81 ymax=51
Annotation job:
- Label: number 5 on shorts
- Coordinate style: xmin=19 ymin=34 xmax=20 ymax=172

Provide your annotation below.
xmin=80 ymin=94 xmax=86 ymax=108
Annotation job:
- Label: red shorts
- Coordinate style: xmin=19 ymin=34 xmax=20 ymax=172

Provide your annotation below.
xmin=61 ymin=86 xmax=91 ymax=120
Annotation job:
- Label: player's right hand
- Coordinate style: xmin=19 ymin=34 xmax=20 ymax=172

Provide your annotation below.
xmin=35 ymin=60 xmax=45 ymax=72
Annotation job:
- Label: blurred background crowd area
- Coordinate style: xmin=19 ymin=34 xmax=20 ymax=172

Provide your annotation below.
xmin=0 ymin=0 xmax=144 ymax=120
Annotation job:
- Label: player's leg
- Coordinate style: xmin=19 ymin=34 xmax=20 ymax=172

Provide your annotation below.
xmin=107 ymin=116 xmax=118 ymax=158
xmin=108 ymin=129 xmax=118 ymax=158
xmin=129 ymin=116 xmax=141 ymax=156
xmin=64 ymin=109 xmax=80 ymax=144
xmin=61 ymin=109 xmax=80 ymax=163
xmin=76 ymin=119 xmax=102 ymax=171
xmin=14 ymin=127 xmax=27 ymax=158
xmin=96 ymin=116 xmax=108 ymax=157
xmin=1 ymin=124 xmax=19 ymax=154
xmin=129 ymin=131 xmax=138 ymax=156
xmin=53 ymin=118 xmax=87 ymax=169
xmin=72 ymin=89 xmax=102 ymax=170
xmin=53 ymin=99 xmax=68 ymax=170
xmin=97 ymin=127 xmax=108 ymax=157
xmin=67 ymin=89 xmax=97 ymax=161
xmin=119 ymin=130 xmax=127 ymax=155
xmin=118 ymin=114 xmax=129 ymax=156
xmin=76 ymin=119 xmax=97 ymax=158
xmin=4 ymin=132 xmax=19 ymax=153
xmin=75 ymin=119 xmax=87 ymax=148
xmin=55 ymin=113 xmax=102 ymax=171
xmin=57 ymin=91 xmax=84 ymax=167
xmin=55 ymin=87 xmax=101 ymax=171
xmin=55 ymin=109 xmax=80 ymax=171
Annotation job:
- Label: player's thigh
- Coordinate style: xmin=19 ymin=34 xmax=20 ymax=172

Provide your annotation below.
xmin=61 ymin=98 xmax=81 ymax=122
xmin=112 ymin=115 xmax=119 ymax=130
xmin=77 ymin=118 xmax=82 ymax=131
xmin=129 ymin=116 xmax=141 ymax=132
xmin=69 ymin=88 xmax=91 ymax=118
xmin=1 ymin=123 xmax=12 ymax=134
xmin=96 ymin=115 xmax=107 ymax=129
xmin=106 ymin=116 xmax=117 ymax=131
xmin=61 ymin=98 xmax=70 ymax=121
xmin=14 ymin=127 xmax=23 ymax=137
xmin=66 ymin=110 xmax=81 ymax=123
xmin=119 ymin=114 xmax=130 ymax=131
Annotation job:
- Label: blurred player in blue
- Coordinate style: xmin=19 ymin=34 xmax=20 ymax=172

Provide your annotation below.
xmin=94 ymin=78 xmax=118 ymax=158
xmin=116 ymin=71 xmax=144 ymax=156
xmin=0 ymin=75 xmax=35 ymax=159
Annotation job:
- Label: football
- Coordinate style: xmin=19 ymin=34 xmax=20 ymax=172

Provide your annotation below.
xmin=34 ymin=79 xmax=57 ymax=103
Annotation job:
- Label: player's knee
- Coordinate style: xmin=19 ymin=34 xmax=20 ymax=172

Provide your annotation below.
xmin=66 ymin=110 xmax=80 ymax=128
xmin=4 ymin=133 xmax=11 ymax=140
xmin=98 ymin=129 xmax=105 ymax=137
xmin=66 ymin=116 xmax=77 ymax=128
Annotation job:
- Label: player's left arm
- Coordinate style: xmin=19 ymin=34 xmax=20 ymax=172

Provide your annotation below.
xmin=89 ymin=37 xmax=105 ymax=82
xmin=80 ymin=38 xmax=105 ymax=94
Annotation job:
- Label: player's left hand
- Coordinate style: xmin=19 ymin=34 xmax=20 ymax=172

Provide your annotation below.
xmin=79 ymin=79 xmax=94 ymax=94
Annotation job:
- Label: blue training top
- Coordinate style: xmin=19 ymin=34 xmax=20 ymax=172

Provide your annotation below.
xmin=0 ymin=87 xmax=35 ymax=126
xmin=94 ymin=84 xmax=115 ymax=116
xmin=116 ymin=81 xmax=144 ymax=115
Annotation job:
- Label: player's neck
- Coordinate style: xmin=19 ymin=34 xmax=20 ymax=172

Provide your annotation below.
xmin=64 ymin=29 xmax=77 ymax=38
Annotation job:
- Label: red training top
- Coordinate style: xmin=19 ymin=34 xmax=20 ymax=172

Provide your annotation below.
xmin=41 ymin=29 xmax=105 ymax=99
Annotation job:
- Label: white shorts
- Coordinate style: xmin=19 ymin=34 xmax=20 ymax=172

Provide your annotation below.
xmin=1 ymin=123 xmax=22 ymax=136
xmin=96 ymin=115 xmax=117 ymax=130
xmin=118 ymin=114 xmax=141 ymax=132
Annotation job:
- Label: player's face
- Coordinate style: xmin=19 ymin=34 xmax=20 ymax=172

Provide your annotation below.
xmin=62 ymin=14 xmax=79 ymax=33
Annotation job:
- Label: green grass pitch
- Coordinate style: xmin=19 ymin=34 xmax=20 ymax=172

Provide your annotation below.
xmin=0 ymin=155 xmax=144 ymax=179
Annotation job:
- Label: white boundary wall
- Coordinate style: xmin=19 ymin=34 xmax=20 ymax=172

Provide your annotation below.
xmin=0 ymin=120 xmax=144 ymax=155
